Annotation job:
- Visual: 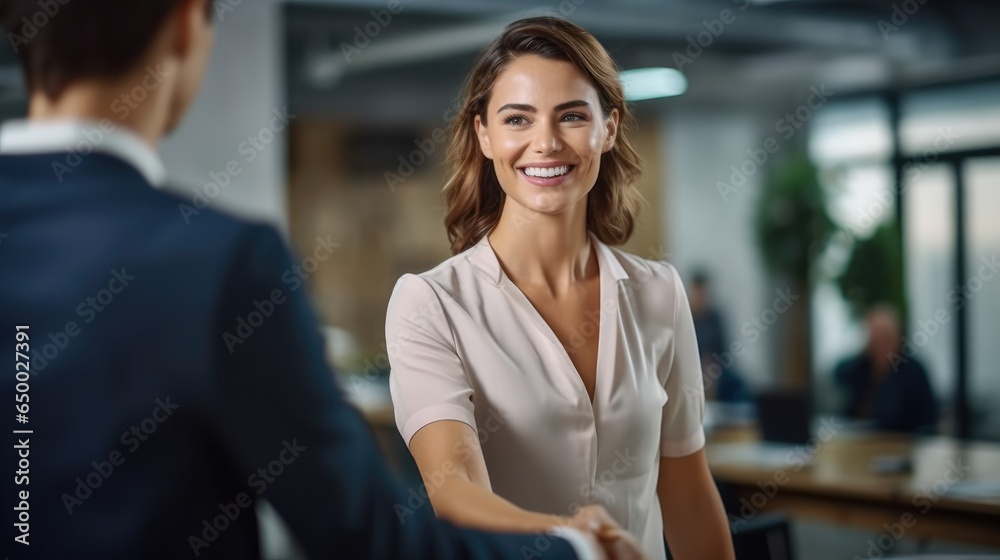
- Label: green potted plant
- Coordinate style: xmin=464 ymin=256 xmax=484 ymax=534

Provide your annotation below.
xmin=836 ymin=221 xmax=906 ymax=320
xmin=754 ymin=150 xmax=837 ymax=386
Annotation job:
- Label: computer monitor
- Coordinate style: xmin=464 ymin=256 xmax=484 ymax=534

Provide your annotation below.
xmin=755 ymin=389 xmax=812 ymax=445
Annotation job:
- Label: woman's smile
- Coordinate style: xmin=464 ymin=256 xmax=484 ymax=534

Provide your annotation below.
xmin=517 ymin=162 xmax=576 ymax=186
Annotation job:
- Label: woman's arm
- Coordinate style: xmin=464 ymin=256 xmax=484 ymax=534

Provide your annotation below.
xmin=656 ymin=449 xmax=735 ymax=560
xmin=410 ymin=420 xmax=645 ymax=560
xmin=409 ymin=419 xmax=570 ymax=532
xmin=387 ymin=277 xmax=564 ymax=532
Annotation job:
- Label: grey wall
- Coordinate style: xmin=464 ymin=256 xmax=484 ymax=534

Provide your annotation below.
xmin=663 ymin=106 xmax=773 ymax=389
xmin=161 ymin=0 xmax=289 ymax=232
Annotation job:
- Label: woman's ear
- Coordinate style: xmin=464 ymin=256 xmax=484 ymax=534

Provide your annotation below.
xmin=602 ymin=108 xmax=620 ymax=153
xmin=474 ymin=114 xmax=494 ymax=159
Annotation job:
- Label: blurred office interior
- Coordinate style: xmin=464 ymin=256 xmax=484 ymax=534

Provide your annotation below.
xmin=3 ymin=0 xmax=999 ymax=558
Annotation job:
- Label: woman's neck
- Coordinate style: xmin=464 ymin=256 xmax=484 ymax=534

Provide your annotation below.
xmin=488 ymin=199 xmax=595 ymax=296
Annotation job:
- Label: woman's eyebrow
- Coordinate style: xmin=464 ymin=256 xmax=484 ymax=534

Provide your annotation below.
xmin=496 ymin=103 xmax=535 ymax=113
xmin=495 ymin=100 xmax=591 ymax=113
xmin=554 ymin=100 xmax=591 ymax=111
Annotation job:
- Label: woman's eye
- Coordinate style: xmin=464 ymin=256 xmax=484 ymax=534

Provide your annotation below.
xmin=503 ymin=115 xmax=527 ymax=126
xmin=562 ymin=113 xmax=587 ymax=122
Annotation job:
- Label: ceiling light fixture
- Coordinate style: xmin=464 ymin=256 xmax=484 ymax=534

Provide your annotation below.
xmin=621 ymin=67 xmax=687 ymax=101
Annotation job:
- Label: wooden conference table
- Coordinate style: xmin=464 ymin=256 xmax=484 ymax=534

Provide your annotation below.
xmin=705 ymin=425 xmax=1000 ymax=549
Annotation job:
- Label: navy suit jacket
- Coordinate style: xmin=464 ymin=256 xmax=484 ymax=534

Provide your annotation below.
xmin=834 ymin=352 xmax=939 ymax=434
xmin=0 ymin=152 xmax=579 ymax=560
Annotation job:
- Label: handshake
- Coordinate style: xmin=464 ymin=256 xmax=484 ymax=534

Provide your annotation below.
xmin=559 ymin=504 xmax=647 ymax=560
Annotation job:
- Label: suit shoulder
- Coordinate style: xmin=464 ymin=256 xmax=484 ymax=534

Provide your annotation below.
xmin=141 ymin=184 xmax=255 ymax=235
xmin=138 ymin=185 xmax=285 ymax=257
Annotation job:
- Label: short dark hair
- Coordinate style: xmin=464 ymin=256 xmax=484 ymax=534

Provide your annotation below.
xmin=1 ymin=0 xmax=212 ymax=99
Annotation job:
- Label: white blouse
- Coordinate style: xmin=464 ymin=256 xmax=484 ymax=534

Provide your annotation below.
xmin=386 ymin=233 xmax=706 ymax=560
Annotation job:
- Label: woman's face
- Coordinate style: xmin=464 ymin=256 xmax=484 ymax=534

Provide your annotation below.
xmin=475 ymin=55 xmax=619 ymax=218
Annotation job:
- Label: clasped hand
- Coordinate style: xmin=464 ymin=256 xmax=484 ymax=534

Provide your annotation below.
xmin=563 ymin=504 xmax=646 ymax=560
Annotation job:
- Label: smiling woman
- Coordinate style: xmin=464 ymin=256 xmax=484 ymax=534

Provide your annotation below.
xmin=443 ymin=17 xmax=642 ymax=255
xmin=385 ymin=16 xmax=735 ymax=560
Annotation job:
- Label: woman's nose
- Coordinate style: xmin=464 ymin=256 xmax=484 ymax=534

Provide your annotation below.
xmin=531 ymin=120 xmax=562 ymax=155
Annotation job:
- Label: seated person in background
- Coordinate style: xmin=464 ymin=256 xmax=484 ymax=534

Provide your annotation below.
xmin=688 ymin=270 xmax=751 ymax=403
xmin=834 ymin=304 xmax=939 ymax=434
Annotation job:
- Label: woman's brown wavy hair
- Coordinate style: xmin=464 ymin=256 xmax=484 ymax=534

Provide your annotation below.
xmin=443 ymin=16 xmax=643 ymax=255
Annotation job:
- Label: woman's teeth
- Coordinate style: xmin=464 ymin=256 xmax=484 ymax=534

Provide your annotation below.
xmin=523 ymin=165 xmax=570 ymax=178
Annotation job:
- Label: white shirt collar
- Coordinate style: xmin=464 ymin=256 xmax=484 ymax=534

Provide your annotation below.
xmin=0 ymin=118 xmax=167 ymax=187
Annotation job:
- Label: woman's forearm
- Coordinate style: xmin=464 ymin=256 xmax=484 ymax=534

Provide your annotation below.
xmin=658 ymin=450 xmax=736 ymax=559
xmin=429 ymin=476 xmax=569 ymax=533
xmin=661 ymin=495 xmax=734 ymax=560
xmin=407 ymin=421 xmax=570 ymax=534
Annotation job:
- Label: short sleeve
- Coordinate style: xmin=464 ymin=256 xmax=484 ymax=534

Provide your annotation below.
xmin=386 ymin=274 xmax=478 ymax=446
xmin=659 ymin=264 xmax=707 ymax=457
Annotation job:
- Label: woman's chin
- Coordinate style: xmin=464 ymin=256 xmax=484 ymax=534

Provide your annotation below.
xmin=501 ymin=186 xmax=587 ymax=218
xmin=526 ymin=200 xmax=571 ymax=216
xmin=523 ymin=189 xmax=574 ymax=212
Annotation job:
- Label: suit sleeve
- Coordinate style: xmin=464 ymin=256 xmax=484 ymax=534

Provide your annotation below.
xmin=210 ymin=225 xmax=579 ymax=560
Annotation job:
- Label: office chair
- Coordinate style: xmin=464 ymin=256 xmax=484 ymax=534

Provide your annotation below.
xmin=664 ymin=512 xmax=795 ymax=560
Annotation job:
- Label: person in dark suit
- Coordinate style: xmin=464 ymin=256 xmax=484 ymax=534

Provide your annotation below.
xmin=688 ymin=271 xmax=751 ymax=404
xmin=0 ymin=1 xmax=641 ymax=558
xmin=834 ymin=305 xmax=939 ymax=434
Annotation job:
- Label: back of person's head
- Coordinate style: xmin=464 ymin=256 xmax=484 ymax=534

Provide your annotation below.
xmin=1 ymin=0 xmax=214 ymax=131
